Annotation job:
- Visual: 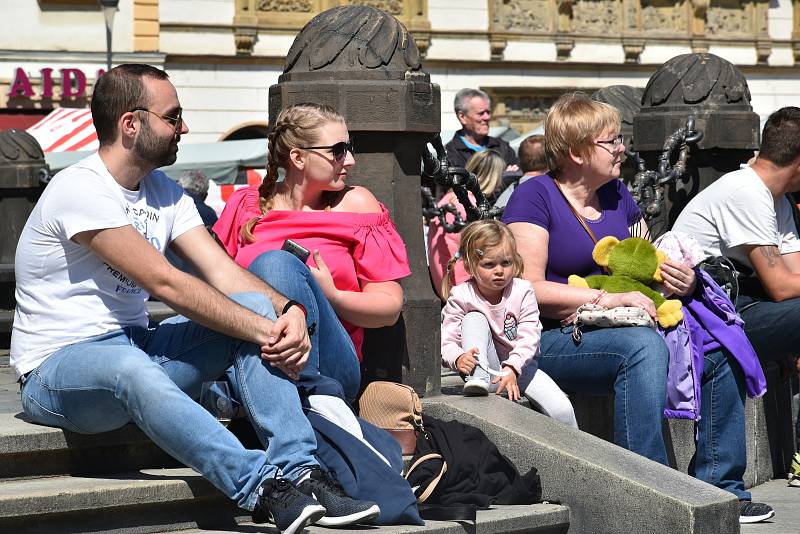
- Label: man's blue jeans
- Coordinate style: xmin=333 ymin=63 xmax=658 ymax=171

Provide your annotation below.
xmin=691 ymin=349 xmax=749 ymax=500
xmin=539 ymin=326 xmax=750 ymax=499
xmin=247 ymin=251 xmax=361 ymax=401
xmin=19 ymin=292 xmax=317 ymax=511
xmin=737 ymin=295 xmax=800 ymax=365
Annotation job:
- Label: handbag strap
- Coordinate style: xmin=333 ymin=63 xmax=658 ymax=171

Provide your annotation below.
xmin=405 ymin=453 xmax=447 ymax=503
xmin=552 ymin=177 xmax=599 ymax=244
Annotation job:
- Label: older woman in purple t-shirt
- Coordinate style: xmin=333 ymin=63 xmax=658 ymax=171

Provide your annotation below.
xmin=501 ymin=93 xmax=757 ymax=509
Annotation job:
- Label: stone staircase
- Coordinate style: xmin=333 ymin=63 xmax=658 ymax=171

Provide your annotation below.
xmin=0 ymin=352 xmax=570 ymax=534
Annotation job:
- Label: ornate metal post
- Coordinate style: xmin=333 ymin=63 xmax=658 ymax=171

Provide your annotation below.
xmin=0 ymin=130 xmax=49 ymax=338
xmin=632 ymin=53 xmax=759 ymax=237
xmin=268 ymin=6 xmax=442 ymax=396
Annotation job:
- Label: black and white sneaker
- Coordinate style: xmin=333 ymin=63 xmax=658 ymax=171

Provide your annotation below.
xmin=252 ymin=477 xmax=326 ymax=534
xmin=297 ymin=467 xmax=380 ymax=526
xmin=739 ymin=500 xmax=775 ymax=524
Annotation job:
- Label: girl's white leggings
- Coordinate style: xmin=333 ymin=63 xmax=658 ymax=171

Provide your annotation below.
xmin=461 ymin=311 xmax=578 ymax=429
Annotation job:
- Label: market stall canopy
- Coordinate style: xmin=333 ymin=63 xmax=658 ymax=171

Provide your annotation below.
xmin=42 ymin=138 xmax=267 ymax=185
xmin=27 ymin=108 xmax=98 ymax=153
xmin=26 ymin=108 xmax=268 ymax=184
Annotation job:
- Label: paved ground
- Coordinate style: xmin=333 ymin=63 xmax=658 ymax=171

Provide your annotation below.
xmin=743 ymin=479 xmax=800 ymax=533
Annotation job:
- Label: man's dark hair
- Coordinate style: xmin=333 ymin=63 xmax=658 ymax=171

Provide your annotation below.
xmin=518 ymin=134 xmax=547 ymax=174
xmin=91 ymin=64 xmax=169 ymax=146
xmin=759 ymin=107 xmax=800 ymax=166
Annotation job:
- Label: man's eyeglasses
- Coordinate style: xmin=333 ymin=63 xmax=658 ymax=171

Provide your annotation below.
xmin=131 ymin=107 xmax=183 ymax=131
xmin=595 ymin=134 xmax=624 ymax=152
xmin=299 ymin=140 xmax=355 ymax=162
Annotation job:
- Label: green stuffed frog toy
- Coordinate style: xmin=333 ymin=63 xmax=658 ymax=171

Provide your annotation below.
xmin=568 ymin=236 xmax=684 ymax=328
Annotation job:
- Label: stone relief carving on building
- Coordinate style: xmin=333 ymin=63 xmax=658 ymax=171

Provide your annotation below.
xmin=706 ymin=0 xmax=750 ymax=35
xmin=356 ymin=0 xmax=405 ymax=15
xmin=491 ymin=0 xmax=551 ymax=33
xmin=256 ymin=0 xmax=313 ymax=12
xmin=572 ymin=0 xmax=620 ymax=33
xmin=640 ymin=0 xmax=688 ymax=33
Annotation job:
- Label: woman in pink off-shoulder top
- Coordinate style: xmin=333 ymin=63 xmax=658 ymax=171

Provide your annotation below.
xmin=213 ymin=103 xmax=410 ymax=400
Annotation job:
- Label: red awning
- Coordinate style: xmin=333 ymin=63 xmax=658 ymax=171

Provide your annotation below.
xmin=27 ymin=108 xmax=98 ymax=152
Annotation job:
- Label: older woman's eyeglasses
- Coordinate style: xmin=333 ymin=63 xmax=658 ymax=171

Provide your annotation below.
xmin=299 ymin=140 xmax=355 ymax=162
xmin=131 ymin=107 xmax=184 ymax=131
xmin=595 ymin=134 xmax=624 ymax=152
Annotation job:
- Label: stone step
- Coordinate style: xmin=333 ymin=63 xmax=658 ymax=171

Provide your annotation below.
xmin=0 ymin=412 xmax=176 ymax=479
xmin=0 ymin=467 xmax=570 ymax=534
xmin=0 ymin=467 xmax=241 ymax=534
xmin=162 ymin=504 xmax=571 ymax=534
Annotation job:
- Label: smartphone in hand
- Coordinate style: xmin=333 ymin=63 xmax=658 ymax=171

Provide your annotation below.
xmin=281 ymin=239 xmax=310 ymax=263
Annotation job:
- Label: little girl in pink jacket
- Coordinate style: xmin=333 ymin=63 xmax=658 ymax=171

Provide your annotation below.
xmin=440 ymin=220 xmax=577 ymax=427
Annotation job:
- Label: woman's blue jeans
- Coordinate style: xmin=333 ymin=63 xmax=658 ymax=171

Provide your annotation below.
xmin=539 ymin=325 xmax=670 ymax=465
xmin=19 ymin=292 xmax=317 ymax=511
xmin=247 ymin=251 xmax=361 ymax=401
xmin=539 ymin=326 xmax=750 ymax=499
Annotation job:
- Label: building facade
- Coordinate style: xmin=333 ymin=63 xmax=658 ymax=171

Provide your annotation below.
xmin=2 ymin=0 xmax=799 ymax=142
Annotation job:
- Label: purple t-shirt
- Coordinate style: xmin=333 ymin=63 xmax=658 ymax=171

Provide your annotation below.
xmin=501 ymin=174 xmax=642 ymax=284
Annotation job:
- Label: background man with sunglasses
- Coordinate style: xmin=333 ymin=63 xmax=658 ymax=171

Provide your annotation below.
xmin=10 ymin=63 xmax=379 ymax=532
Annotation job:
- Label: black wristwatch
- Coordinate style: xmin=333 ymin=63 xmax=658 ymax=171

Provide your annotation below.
xmin=281 ymin=299 xmax=307 ymax=318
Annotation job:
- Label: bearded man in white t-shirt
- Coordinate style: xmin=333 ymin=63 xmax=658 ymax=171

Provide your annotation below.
xmin=10 ymin=64 xmax=379 ymax=534
xmin=674 ymin=106 xmax=800 ymax=382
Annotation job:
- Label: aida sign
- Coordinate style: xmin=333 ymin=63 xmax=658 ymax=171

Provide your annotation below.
xmin=7 ymin=67 xmax=104 ymax=99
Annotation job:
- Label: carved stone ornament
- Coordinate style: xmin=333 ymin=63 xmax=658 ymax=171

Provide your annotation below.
xmin=491 ymin=0 xmax=552 ymax=33
xmin=641 ymin=0 xmax=688 ymax=34
xmin=622 ymin=37 xmax=645 ymax=63
xmin=490 ymin=37 xmax=507 ymax=60
xmin=706 ymin=0 xmax=751 ymax=36
xmin=234 ymin=26 xmax=259 ymax=55
xmin=572 ymin=0 xmax=621 ymax=34
xmin=641 ymin=53 xmax=751 ymax=108
xmin=555 ymin=33 xmax=574 ymax=59
xmin=0 ymin=129 xmax=48 ymax=188
xmin=358 ymin=0 xmax=404 ymax=15
xmin=257 ymin=0 xmax=313 ymax=12
xmin=0 ymin=129 xmax=45 ymax=166
xmin=591 ymin=85 xmax=644 ymax=132
xmin=282 ymin=5 xmax=422 ymax=78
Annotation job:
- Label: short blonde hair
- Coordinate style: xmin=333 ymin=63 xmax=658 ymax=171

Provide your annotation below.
xmin=441 ymin=220 xmax=524 ymax=299
xmin=544 ymin=92 xmax=620 ymax=174
xmin=466 ymin=149 xmax=505 ymax=197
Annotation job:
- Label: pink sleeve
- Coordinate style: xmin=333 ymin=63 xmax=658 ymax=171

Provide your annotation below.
xmin=427 ymin=196 xmax=470 ymax=299
xmin=503 ymin=283 xmax=542 ymax=376
xmin=352 ymin=207 xmax=411 ymax=283
xmin=211 ymin=187 xmax=260 ymax=258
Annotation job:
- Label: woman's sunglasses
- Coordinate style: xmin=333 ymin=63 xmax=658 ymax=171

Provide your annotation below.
xmin=300 ymin=140 xmax=355 ymax=162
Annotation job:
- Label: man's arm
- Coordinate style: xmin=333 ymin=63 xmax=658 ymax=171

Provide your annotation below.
xmin=170 ymin=226 xmax=289 ymax=311
xmin=75 ymin=225 xmax=309 ymax=376
xmin=746 ymin=245 xmax=800 ymax=301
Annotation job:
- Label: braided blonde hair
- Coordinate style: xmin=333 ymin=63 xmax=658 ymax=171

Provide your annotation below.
xmin=441 ymin=219 xmax=524 ymax=299
xmin=240 ymin=102 xmax=345 ymax=242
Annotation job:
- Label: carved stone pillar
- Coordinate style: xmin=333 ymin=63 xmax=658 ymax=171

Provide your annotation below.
xmin=0 ymin=130 xmax=49 ymax=310
xmin=269 ymin=6 xmax=442 ymax=396
xmin=633 ymin=53 xmax=759 ymax=232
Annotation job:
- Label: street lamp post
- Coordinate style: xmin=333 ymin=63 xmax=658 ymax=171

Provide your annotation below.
xmin=99 ymin=0 xmax=120 ymax=72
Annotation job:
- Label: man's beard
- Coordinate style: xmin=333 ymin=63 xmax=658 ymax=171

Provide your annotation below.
xmin=134 ymin=119 xmax=177 ymax=168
